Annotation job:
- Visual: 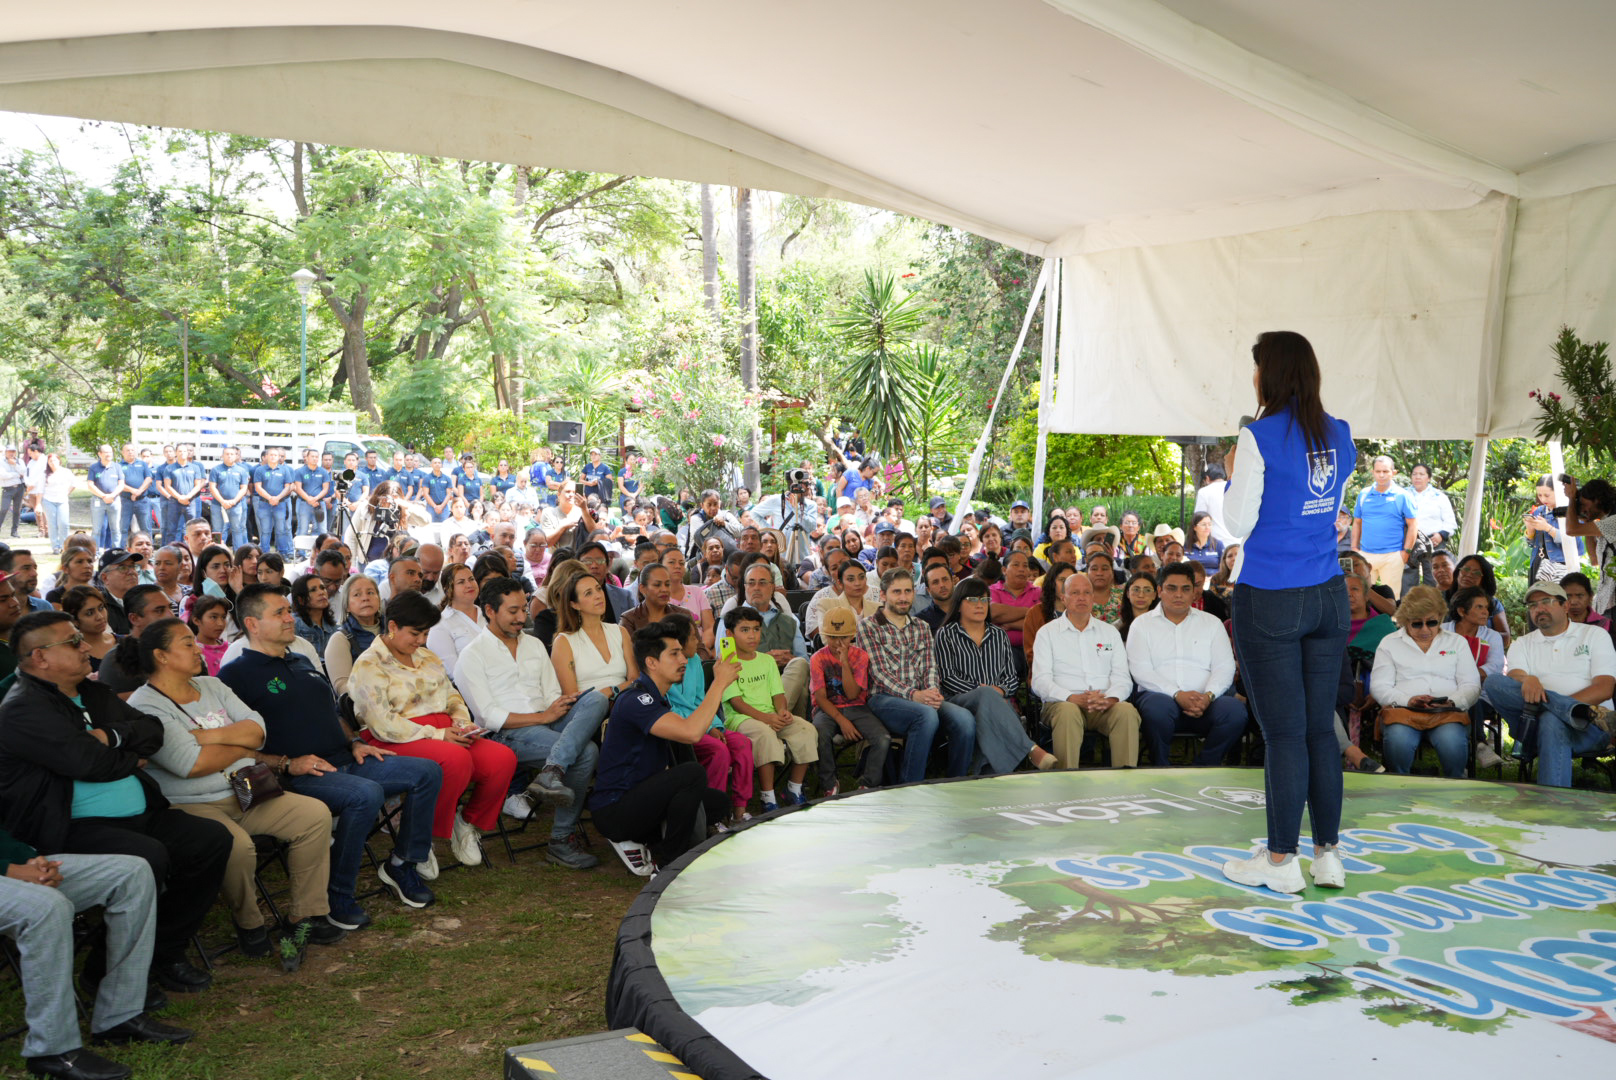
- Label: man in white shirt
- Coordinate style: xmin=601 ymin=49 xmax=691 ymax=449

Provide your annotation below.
xmin=1401 ymin=463 xmax=1459 ymax=593
xmin=1192 ymin=464 xmax=1237 ymax=547
xmin=1481 ymin=581 xmax=1616 ymax=788
xmin=1030 ymin=573 xmax=1141 ymax=769
xmin=452 ymin=577 xmax=605 ymax=869
xmin=0 ymin=446 xmax=25 ymax=538
xmin=1125 ymin=562 xmax=1246 ymax=767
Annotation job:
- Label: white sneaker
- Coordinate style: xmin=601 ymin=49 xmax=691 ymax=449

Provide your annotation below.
xmin=1475 ymin=742 xmax=1504 ymax=770
xmin=450 ymin=813 xmax=483 ymax=867
xmin=416 ymin=848 xmax=440 ymax=881
xmin=502 ymin=793 xmax=534 ymax=821
xmin=610 ymin=839 xmax=657 ymax=877
xmin=1310 ymin=848 xmax=1346 ymax=889
xmin=1222 ymin=847 xmax=1307 ymax=894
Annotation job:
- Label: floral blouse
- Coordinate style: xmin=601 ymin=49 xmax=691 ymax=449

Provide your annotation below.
xmin=348 ymin=636 xmax=471 ymax=743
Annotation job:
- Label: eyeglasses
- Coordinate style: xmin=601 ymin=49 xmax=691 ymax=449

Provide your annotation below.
xmin=36 ymin=632 xmax=85 ymax=653
xmin=1407 ymin=619 xmax=1442 ymax=630
xmin=1525 ymin=598 xmax=1561 ymax=610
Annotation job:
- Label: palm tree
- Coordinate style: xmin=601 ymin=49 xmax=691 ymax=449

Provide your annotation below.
xmin=828 ymin=271 xmax=926 ymax=486
xmin=907 ymin=344 xmax=968 ymax=504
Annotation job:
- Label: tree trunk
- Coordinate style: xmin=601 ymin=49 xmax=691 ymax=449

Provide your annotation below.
xmin=322 ymin=285 xmax=381 ymax=425
xmin=700 ymin=184 xmax=720 ymax=329
xmin=736 ymin=187 xmax=760 ymax=493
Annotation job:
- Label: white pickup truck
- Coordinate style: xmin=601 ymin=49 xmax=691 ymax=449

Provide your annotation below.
xmin=129 ymin=406 xmax=404 ymax=468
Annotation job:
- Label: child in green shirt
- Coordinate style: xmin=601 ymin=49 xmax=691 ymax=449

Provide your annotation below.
xmin=722 ymin=606 xmax=818 ymax=809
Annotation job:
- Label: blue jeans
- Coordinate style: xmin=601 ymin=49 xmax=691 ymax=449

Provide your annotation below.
xmin=1136 ymin=690 xmax=1248 ymax=767
xmin=1231 ymin=578 xmax=1349 ymax=855
xmin=254 ymin=497 xmax=293 ymax=556
xmin=297 ymin=498 xmax=329 ymax=538
xmin=486 ymin=692 xmax=607 ymax=840
xmin=284 ymin=754 xmax=441 ymax=907
xmin=90 ymin=495 xmax=121 ymax=549
xmin=127 ymin=496 xmax=160 ymax=541
xmin=867 ymin=693 xmax=976 ymax=782
xmin=1482 ymin=673 xmax=1611 ymax=788
xmin=1382 ymin=720 xmax=1469 ymax=778
xmin=160 ymin=499 xmax=183 ymax=545
xmin=217 ymin=499 xmax=249 ymax=547
xmin=0 ymin=484 xmax=24 ymax=536
xmin=41 ymin=498 xmax=70 ymax=551
xmin=948 ymin=686 xmax=1032 ymax=775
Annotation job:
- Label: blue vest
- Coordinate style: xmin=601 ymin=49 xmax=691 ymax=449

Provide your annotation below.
xmin=1239 ymin=405 xmax=1354 ymax=591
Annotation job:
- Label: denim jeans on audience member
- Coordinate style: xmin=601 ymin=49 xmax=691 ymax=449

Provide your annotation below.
xmin=1481 ymin=673 xmax=1611 ymax=788
xmin=1135 ymin=689 xmax=1248 ymax=767
xmin=297 ymin=499 xmax=329 ymax=539
xmin=1230 ymin=577 xmax=1349 ymax=855
xmin=41 ymin=499 xmax=70 ymax=551
xmin=866 ymin=694 xmax=976 ymax=782
xmin=1381 ymin=720 xmax=1469 ymax=779
xmin=90 ymin=495 xmax=120 ymax=550
xmin=255 ymin=498 xmax=294 ymax=557
xmin=283 ymin=754 xmax=441 ymax=908
xmin=486 ymin=691 xmax=608 ymax=841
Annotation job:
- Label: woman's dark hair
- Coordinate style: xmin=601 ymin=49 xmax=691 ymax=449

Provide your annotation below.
xmin=1044 ymin=514 xmax=1070 ymax=542
xmin=438 ymin=564 xmax=476 ymax=612
xmin=61 ymin=585 xmax=105 ymax=622
xmin=1579 ymin=478 xmax=1616 ymax=516
xmin=186 ymin=594 xmax=232 ymax=637
xmin=368 ymin=481 xmax=402 ymax=508
xmin=1188 ymin=511 xmax=1214 ymax=544
xmin=259 ymin=552 xmax=285 ymax=576
xmin=1040 ymin=561 xmax=1077 ymax=621
xmin=944 ymin=577 xmax=992 ymax=627
xmin=1561 ymin=571 xmax=1594 ymax=595
xmin=972 ymin=553 xmax=1004 ymax=585
xmin=471 ymin=552 xmax=510 ymax=584
xmin=290 ymin=573 xmax=335 ymax=628
xmin=1451 ymin=554 xmax=1498 ymax=598
xmin=384 ymin=589 xmax=440 ymax=633
xmin=232 ymin=544 xmax=260 ymax=569
xmin=192 ymin=544 xmax=233 ymax=597
xmin=1118 ymin=573 xmax=1159 ymax=639
xmin=110 ymin=616 xmax=187 ymax=680
xmin=1252 ymin=330 xmax=1329 ymax=454
xmin=1447 ymin=586 xmax=1492 ymax=626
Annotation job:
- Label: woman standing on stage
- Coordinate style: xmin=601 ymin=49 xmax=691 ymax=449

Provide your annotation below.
xmin=1219 ymin=331 xmax=1357 ymax=895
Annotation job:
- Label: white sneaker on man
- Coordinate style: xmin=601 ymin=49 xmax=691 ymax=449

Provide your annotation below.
xmin=502 ymin=793 xmax=534 ymax=821
xmin=1475 ymin=742 xmax=1504 ymax=770
xmin=1222 ymin=847 xmax=1306 ymax=894
xmin=450 ymin=813 xmax=483 ymax=867
xmin=610 ymin=840 xmax=657 ymax=877
xmin=1310 ymin=848 xmax=1346 ymax=889
xmin=417 ymin=848 xmax=440 ymax=881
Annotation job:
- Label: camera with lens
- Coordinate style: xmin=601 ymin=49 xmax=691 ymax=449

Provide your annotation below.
xmin=333 ymin=467 xmax=357 ymax=495
xmin=786 ymin=467 xmax=812 ymax=497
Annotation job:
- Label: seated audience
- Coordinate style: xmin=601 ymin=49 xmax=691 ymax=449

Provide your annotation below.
xmin=453 ymin=577 xmax=603 ymax=869
xmin=1125 ymin=562 xmax=1245 ymax=767
xmin=935 ymin=579 xmax=1057 ymax=774
xmin=809 ymin=604 xmax=890 ymax=796
xmin=1030 ymin=573 xmax=1141 ymax=769
xmin=0 ymin=611 xmax=231 ymax=994
xmin=713 ymin=563 xmax=810 ymax=718
xmin=291 ymin=573 xmax=338 ymax=663
xmin=551 ymin=567 xmax=639 ymax=704
xmin=1369 ymin=585 xmax=1480 ymax=778
xmin=588 ymin=622 xmax=739 ymax=874
xmin=1085 ymin=550 xmax=1122 ymax=624
xmin=61 ymin=587 xmax=117 ymax=674
xmin=1443 ymin=585 xmax=1507 ymax=680
xmin=1562 ymin=572 xmax=1611 ymax=633
xmin=220 ymin=586 xmax=441 ymax=926
xmin=349 ymin=591 xmax=517 ymax=870
xmin=0 ymin=842 xmax=188 ymax=1080
xmin=660 ymin=548 xmax=714 ymax=659
xmin=987 ymin=550 xmax=1040 ymax=650
xmin=126 ymin=619 xmax=344 ymax=953
xmin=1115 ymin=572 xmax=1158 ymax=641
xmin=722 ymin=606 xmax=819 ymax=809
xmin=424 ymin=564 xmax=482 ymax=679
xmin=660 ymin=609 xmax=752 ymax=824
xmin=1022 ymin=561 xmax=1076 ymax=668
xmin=325 ymin=573 xmax=384 ymax=695
xmin=1448 ymin=553 xmax=1512 ymax=649
xmin=916 ymin=560 xmax=954 ymax=634
xmin=1482 ymin=581 xmax=1615 ymax=789
xmin=859 ymin=569 xmax=974 ymax=782
xmin=1183 ymin=511 xmax=1223 ymax=576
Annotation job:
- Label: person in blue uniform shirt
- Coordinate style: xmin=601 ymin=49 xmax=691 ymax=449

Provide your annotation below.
xmin=208 ymin=446 xmax=253 ymax=548
xmin=251 ymin=448 xmax=295 ymax=557
xmin=454 ymin=455 xmax=483 ymax=511
xmin=116 ymin=443 xmax=153 ymax=547
xmin=292 ymin=448 xmax=332 ymax=539
xmin=86 ymin=445 xmax=125 ymax=550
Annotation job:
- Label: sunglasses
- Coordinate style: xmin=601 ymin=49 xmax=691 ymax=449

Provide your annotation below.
xmin=1407 ymin=619 xmax=1442 ymax=630
xmin=36 ymin=632 xmax=85 ymax=653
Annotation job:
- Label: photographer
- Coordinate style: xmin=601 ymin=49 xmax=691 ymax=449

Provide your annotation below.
xmin=752 ymin=468 xmax=821 ymax=568
xmin=1526 ymin=473 xmax=1583 ymax=584
xmin=676 ymin=489 xmax=740 ymax=561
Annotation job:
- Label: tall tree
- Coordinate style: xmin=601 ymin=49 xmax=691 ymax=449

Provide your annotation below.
xmin=700 ymin=183 xmax=720 ymax=329
xmin=736 ymin=187 xmax=760 ymax=491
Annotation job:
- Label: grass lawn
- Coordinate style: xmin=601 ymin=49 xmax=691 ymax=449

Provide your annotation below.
xmin=0 ymin=818 xmax=648 ymax=1080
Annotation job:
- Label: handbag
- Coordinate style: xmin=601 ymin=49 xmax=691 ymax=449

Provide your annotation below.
xmin=228 ymin=762 xmax=284 ymax=812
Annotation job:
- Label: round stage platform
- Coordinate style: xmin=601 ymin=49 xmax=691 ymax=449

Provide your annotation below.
xmin=606 ymin=769 xmax=1616 ymax=1079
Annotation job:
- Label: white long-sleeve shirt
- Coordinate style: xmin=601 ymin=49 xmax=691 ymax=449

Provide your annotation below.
xmin=1440 ymin=622 xmax=1506 ymax=680
xmin=454 ymin=627 xmax=565 ymax=732
xmin=1030 ymin=612 xmax=1132 ymax=704
xmin=1221 ymin=427 xmax=1262 ymax=583
xmin=1407 ymin=485 xmax=1458 ymax=539
xmin=1369 ymin=629 xmax=1481 ymax=709
xmin=1125 ymin=607 xmax=1236 ymax=697
xmin=1192 ymin=481 xmax=1236 ymax=547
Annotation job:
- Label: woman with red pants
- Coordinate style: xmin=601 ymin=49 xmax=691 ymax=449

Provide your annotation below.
xmin=348 ymin=590 xmax=517 ymax=871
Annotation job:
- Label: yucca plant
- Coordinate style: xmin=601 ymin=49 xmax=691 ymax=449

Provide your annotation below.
xmin=828 ymin=271 xmax=927 ymax=486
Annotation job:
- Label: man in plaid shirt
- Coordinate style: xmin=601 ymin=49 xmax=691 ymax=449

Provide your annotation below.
xmin=858 ymin=568 xmax=976 ymax=783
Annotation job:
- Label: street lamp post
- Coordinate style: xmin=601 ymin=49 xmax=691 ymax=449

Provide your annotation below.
xmin=291 ymin=268 xmax=317 ymax=409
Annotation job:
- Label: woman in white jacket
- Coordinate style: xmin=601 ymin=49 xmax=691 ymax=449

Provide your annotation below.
xmin=1371 ymin=585 xmax=1480 ymax=778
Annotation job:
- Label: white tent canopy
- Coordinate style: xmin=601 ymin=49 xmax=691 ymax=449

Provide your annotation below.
xmin=1 ymin=0 xmax=1612 ymax=445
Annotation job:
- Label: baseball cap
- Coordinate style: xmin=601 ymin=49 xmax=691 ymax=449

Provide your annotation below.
xmin=874 ymin=521 xmax=896 ymax=534
xmin=1011 ymin=500 xmax=1030 ymax=510
xmin=97 ymin=549 xmax=144 ymax=572
xmin=1524 ymin=581 xmax=1567 ymax=602
xmin=820 ymin=604 xmax=858 ymax=639
xmin=929 ymin=496 xmax=946 ymax=509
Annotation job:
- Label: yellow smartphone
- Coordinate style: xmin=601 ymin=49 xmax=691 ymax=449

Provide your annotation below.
xmin=718 ymin=635 xmax=737 ymax=663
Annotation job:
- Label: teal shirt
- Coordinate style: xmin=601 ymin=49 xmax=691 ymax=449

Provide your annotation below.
xmin=67 ymin=694 xmax=146 ymax=820
xmin=667 ymin=655 xmax=708 ymax=722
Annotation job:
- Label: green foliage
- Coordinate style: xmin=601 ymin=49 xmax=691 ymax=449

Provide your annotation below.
xmin=69 ymin=403 xmax=134 ymax=454
xmin=1531 ymin=325 xmax=1615 ymax=465
xmin=633 ymin=357 xmax=760 ymax=496
xmin=438 ymin=411 xmax=538 ymax=470
xmin=379 ymin=362 xmax=462 ymax=452
xmin=906 ymin=344 xmax=970 ymax=504
xmin=1005 ymin=388 xmax=1180 ymax=497
xmin=828 ymin=271 xmax=927 ymax=470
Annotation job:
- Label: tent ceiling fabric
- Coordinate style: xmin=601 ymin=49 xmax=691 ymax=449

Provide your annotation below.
xmin=0 ymin=1 xmax=1607 ymax=439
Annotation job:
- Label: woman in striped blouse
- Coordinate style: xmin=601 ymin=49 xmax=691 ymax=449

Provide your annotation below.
xmin=935 ymin=578 xmax=1058 ymax=775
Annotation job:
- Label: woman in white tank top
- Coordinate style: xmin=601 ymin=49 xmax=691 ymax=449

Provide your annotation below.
xmin=551 ymin=568 xmax=639 ymax=704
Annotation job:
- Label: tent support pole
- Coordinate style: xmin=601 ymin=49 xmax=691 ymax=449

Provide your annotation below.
xmin=1031 ymin=259 xmax=1061 ymax=526
xmin=1459 ymin=435 xmax=1489 ymax=557
xmin=951 ymin=259 xmax=1050 ymax=530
